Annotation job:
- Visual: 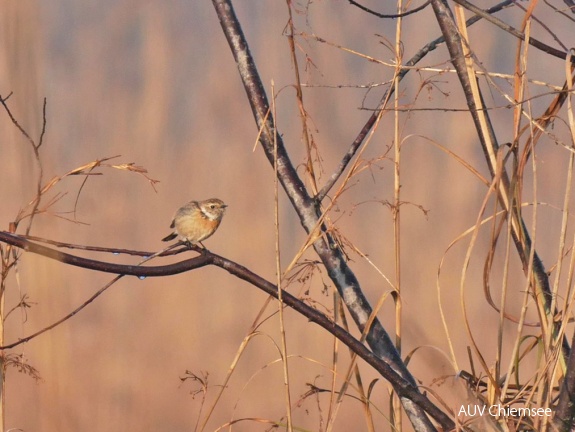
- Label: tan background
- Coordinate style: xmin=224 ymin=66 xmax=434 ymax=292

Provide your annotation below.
xmin=1 ymin=1 xmax=573 ymax=431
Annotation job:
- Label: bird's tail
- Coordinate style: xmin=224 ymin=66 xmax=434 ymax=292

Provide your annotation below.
xmin=162 ymin=232 xmax=178 ymax=242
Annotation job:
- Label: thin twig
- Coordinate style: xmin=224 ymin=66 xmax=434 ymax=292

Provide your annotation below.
xmin=0 ymin=230 xmax=453 ymax=428
xmin=347 ymin=0 xmax=431 ymax=18
xmin=452 ymin=0 xmax=573 ymax=60
xmin=315 ymin=0 xmax=516 ymax=202
xmin=220 ymin=2 xmax=451 ymax=429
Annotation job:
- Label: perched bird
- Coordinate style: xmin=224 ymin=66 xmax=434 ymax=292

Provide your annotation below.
xmin=162 ymin=198 xmax=227 ymax=247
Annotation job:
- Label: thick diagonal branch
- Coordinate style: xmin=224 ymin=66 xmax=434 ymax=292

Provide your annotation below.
xmin=430 ymin=0 xmax=566 ymax=350
xmin=0 ymin=231 xmax=453 ymax=427
xmin=430 ymin=0 xmax=571 ymax=422
xmin=211 ymin=1 xmax=450 ymax=430
xmin=317 ymin=0 xmax=516 ymax=202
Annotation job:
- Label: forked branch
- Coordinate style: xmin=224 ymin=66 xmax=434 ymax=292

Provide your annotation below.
xmin=211 ymin=0 xmax=450 ymax=430
xmin=0 ymin=231 xmax=453 ymax=428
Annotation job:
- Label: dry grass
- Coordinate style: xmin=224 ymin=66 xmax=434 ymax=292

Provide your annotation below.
xmin=1 ymin=1 xmax=575 ymax=431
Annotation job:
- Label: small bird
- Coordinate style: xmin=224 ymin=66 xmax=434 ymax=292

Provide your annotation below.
xmin=162 ymin=198 xmax=227 ymax=247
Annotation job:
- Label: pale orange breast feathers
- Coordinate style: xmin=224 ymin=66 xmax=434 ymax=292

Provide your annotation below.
xmin=174 ymin=211 xmax=222 ymax=243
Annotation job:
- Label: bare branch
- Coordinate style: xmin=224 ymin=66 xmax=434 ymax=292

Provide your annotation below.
xmin=555 ymin=327 xmax=575 ymax=431
xmin=315 ymin=0 xmax=517 ymax=202
xmin=0 ymin=230 xmax=453 ymax=428
xmin=211 ymin=1 xmax=445 ymax=430
xmin=430 ymin=0 xmax=572 ymax=417
xmin=452 ymin=0 xmax=573 ymax=61
xmin=347 ymin=0 xmax=431 ymax=19
xmin=0 ymin=94 xmax=46 ymax=235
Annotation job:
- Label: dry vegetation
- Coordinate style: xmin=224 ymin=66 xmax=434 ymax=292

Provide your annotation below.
xmin=1 ymin=0 xmax=575 ymax=431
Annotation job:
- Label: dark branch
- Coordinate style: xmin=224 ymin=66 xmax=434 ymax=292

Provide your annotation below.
xmin=429 ymin=0 xmax=570 ymax=422
xmin=452 ymin=0 xmax=573 ymax=61
xmin=0 ymin=232 xmax=205 ymax=277
xmin=211 ymin=1 xmax=447 ymax=430
xmin=554 ymin=328 xmax=575 ymax=431
xmin=347 ymin=0 xmax=431 ymax=19
xmin=0 ymin=231 xmax=453 ymax=428
xmin=316 ymin=0 xmax=516 ymax=202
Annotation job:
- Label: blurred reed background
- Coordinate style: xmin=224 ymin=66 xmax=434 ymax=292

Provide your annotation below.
xmin=0 ymin=0 xmax=573 ymax=430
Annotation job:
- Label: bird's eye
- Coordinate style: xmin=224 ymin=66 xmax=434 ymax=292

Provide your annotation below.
xmin=210 ymin=204 xmax=215 ymax=209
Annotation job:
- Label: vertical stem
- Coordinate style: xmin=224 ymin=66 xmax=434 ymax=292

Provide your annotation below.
xmin=393 ymin=1 xmax=403 ymax=429
xmin=0 ymin=262 xmax=5 ymax=432
xmin=271 ymin=82 xmax=293 ymax=431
